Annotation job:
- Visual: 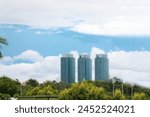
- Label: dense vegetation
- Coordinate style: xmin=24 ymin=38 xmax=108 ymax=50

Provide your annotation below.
xmin=0 ymin=76 xmax=150 ymax=100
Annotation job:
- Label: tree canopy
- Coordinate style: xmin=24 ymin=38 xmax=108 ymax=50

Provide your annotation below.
xmin=0 ymin=76 xmax=150 ymax=100
xmin=59 ymin=81 xmax=111 ymax=100
xmin=0 ymin=76 xmax=20 ymax=99
xmin=25 ymin=79 xmax=39 ymax=87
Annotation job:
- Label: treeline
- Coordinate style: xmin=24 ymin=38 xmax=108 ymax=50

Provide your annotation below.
xmin=0 ymin=76 xmax=150 ymax=100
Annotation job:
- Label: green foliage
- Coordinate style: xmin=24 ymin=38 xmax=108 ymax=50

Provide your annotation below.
xmin=94 ymin=80 xmax=113 ymax=92
xmin=133 ymin=92 xmax=146 ymax=100
xmin=25 ymin=79 xmax=39 ymax=87
xmin=0 ymin=37 xmax=8 ymax=58
xmin=28 ymin=84 xmax=57 ymax=96
xmin=0 ymin=76 xmax=20 ymax=97
xmin=0 ymin=76 xmax=150 ymax=100
xmin=29 ymin=87 xmax=41 ymax=96
xmin=41 ymin=81 xmax=69 ymax=90
xmin=14 ymin=93 xmax=20 ymax=99
xmin=51 ymin=81 xmax=69 ymax=90
xmin=21 ymin=84 xmax=33 ymax=96
xmin=113 ymin=89 xmax=126 ymax=100
xmin=38 ymin=85 xmax=54 ymax=95
xmin=59 ymin=81 xmax=108 ymax=100
xmin=0 ymin=37 xmax=7 ymax=45
xmin=0 ymin=93 xmax=11 ymax=100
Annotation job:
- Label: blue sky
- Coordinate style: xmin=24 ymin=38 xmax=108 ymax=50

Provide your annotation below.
xmin=0 ymin=0 xmax=150 ymax=87
xmin=1 ymin=24 xmax=150 ymax=57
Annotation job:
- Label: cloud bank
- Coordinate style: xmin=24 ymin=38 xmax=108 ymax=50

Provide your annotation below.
xmin=0 ymin=47 xmax=150 ymax=87
xmin=1 ymin=0 xmax=150 ymax=35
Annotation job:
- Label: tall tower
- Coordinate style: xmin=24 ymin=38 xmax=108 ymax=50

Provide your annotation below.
xmin=61 ymin=54 xmax=75 ymax=83
xmin=78 ymin=54 xmax=92 ymax=82
xmin=95 ymin=54 xmax=109 ymax=81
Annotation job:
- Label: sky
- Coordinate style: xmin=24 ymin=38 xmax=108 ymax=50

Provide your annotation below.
xmin=0 ymin=0 xmax=150 ymax=87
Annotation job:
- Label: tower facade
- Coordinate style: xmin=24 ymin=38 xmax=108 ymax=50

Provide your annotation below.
xmin=61 ymin=54 xmax=75 ymax=83
xmin=78 ymin=54 xmax=92 ymax=82
xmin=95 ymin=54 xmax=109 ymax=80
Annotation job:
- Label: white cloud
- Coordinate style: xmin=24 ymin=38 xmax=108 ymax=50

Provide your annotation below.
xmin=14 ymin=29 xmax=22 ymax=32
xmin=71 ymin=21 xmax=150 ymax=36
xmin=0 ymin=54 xmax=60 ymax=83
xmin=14 ymin=50 xmax=43 ymax=62
xmin=107 ymin=50 xmax=150 ymax=87
xmin=90 ymin=47 xmax=105 ymax=59
xmin=108 ymin=51 xmax=150 ymax=73
xmin=1 ymin=0 xmax=150 ymax=35
xmin=35 ymin=31 xmax=43 ymax=35
xmin=0 ymin=56 xmax=13 ymax=64
xmin=0 ymin=48 xmax=150 ymax=87
xmin=35 ymin=30 xmax=61 ymax=35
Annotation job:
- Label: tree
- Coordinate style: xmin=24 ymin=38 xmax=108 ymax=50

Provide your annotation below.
xmin=0 ymin=76 xmax=20 ymax=97
xmin=28 ymin=87 xmax=41 ymax=96
xmin=38 ymin=85 xmax=54 ymax=95
xmin=0 ymin=93 xmax=11 ymax=100
xmin=133 ymin=92 xmax=146 ymax=100
xmin=59 ymin=81 xmax=108 ymax=100
xmin=28 ymin=84 xmax=56 ymax=96
xmin=25 ymin=79 xmax=39 ymax=87
xmin=113 ymin=89 xmax=126 ymax=100
xmin=0 ymin=37 xmax=8 ymax=58
xmin=51 ymin=81 xmax=69 ymax=91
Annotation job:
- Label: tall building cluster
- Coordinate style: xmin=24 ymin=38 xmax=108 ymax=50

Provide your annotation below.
xmin=61 ymin=53 xmax=109 ymax=83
